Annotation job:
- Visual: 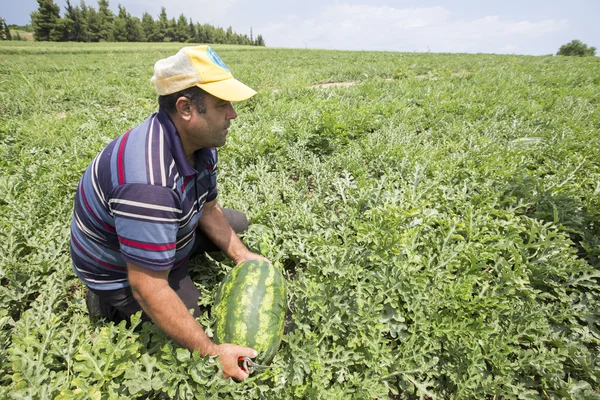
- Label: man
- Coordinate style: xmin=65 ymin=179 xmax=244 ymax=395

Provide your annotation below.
xmin=70 ymin=46 xmax=267 ymax=381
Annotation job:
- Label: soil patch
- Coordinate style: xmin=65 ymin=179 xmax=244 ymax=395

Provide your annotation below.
xmin=310 ymin=82 xmax=356 ymax=89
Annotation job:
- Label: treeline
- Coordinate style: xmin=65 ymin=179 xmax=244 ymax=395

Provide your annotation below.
xmin=28 ymin=0 xmax=265 ymax=45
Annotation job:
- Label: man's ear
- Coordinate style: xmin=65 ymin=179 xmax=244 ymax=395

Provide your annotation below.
xmin=175 ymin=97 xmax=193 ymax=120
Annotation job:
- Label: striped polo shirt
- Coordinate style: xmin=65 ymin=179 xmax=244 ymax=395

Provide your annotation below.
xmin=70 ymin=110 xmax=218 ymax=290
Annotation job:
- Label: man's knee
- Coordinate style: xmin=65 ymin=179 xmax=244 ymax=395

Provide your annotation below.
xmin=223 ymin=208 xmax=248 ymax=233
xmin=86 ymin=286 xmax=147 ymax=324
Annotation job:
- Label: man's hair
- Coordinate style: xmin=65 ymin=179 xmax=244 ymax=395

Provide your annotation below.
xmin=158 ymin=86 xmax=207 ymax=115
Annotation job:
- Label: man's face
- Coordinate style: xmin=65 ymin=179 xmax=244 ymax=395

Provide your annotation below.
xmin=186 ymin=92 xmax=238 ymax=149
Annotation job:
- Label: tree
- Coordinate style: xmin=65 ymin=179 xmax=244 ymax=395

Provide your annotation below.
xmin=113 ymin=4 xmax=127 ymax=41
xmin=141 ymin=12 xmax=159 ymax=42
xmin=112 ymin=4 xmax=143 ymax=42
xmin=241 ymin=34 xmax=251 ymax=46
xmin=125 ymin=15 xmax=144 ymax=42
xmin=226 ymin=26 xmax=233 ymax=43
xmin=63 ymin=0 xmax=86 ymax=41
xmin=97 ymin=0 xmax=114 ymax=41
xmin=255 ymin=34 xmax=265 ymax=46
xmin=557 ymin=40 xmax=596 ymax=57
xmin=156 ymin=7 xmax=169 ymax=42
xmin=165 ymin=17 xmax=177 ymax=42
xmin=175 ymin=14 xmax=189 ymax=42
xmin=213 ymin=26 xmax=225 ymax=44
xmin=1 ymin=18 xmax=12 ymax=40
xmin=195 ymin=23 xmax=207 ymax=43
xmin=27 ymin=1 xmax=267 ymax=44
xmin=83 ymin=1 xmax=102 ymax=41
xmin=50 ymin=17 xmax=72 ymax=41
xmin=187 ymin=18 xmax=195 ymax=43
xmin=31 ymin=0 xmax=61 ymax=41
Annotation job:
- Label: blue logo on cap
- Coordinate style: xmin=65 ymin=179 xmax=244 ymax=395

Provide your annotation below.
xmin=207 ymin=46 xmax=230 ymax=72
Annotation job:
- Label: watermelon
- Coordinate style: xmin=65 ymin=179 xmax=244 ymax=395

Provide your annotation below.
xmin=213 ymin=260 xmax=287 ymax=365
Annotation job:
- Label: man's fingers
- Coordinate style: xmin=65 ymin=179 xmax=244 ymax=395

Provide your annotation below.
xmin=235 ymin=252 xmax=271 ymax=265
xmin=241 ymin=347 xmax=259 ymax=358
xmin=226 ymin=366 xmax=249 ymax=382
xmin=234 ymin=369 xmax=250 ymax=382
xmin=214 ymin=344 xmax=260 ymax=381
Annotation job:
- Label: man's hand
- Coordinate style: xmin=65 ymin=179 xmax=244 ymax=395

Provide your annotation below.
xmin=214 ymin=344 xmax=258 ymax=381
xmin=233 ymin=251 xmax=271 ymax=266
xmin=128 ymin=264 xmax=264 ymax=382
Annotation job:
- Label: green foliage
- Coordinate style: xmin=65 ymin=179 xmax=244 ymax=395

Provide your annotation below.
xmin=0 ymin=42 xmax=599 ymax=398
xmin=7 ymin=24 xmax=34 ymax=33
xmin=255 ymin=34 xmax=265 ymax=47
xmin=63 ymin=0 xmax=85 ymax=42
xmin=557 ymin=40 xmax=597 ymax=57
xmin=0 ymin=18 xmax=11 ymax=40
xmin=26 ymin=1 xmax=263 ymax=45
xmin=97 ymin=0 xmax=115 ymax=42
xmin=30 ymin=0 xmax=61 ymax=41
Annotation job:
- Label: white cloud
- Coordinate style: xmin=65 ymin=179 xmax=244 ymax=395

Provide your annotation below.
xmin=260 ymin=3 xmax=569 ymax=54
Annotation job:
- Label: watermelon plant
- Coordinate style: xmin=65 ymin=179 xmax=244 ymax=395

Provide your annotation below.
xmin=0 ymin=42 xmax=598 ymax=399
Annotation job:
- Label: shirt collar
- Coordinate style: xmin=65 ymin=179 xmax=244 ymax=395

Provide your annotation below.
xmin=156 ymin=109 xmax=196 ymax=177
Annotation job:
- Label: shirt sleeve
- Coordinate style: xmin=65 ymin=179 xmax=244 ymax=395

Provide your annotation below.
xmin=108 ymin=183 xmax=182 ymax=270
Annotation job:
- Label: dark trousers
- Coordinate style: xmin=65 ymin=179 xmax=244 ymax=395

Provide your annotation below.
xmin=87 ymin=208 xmax=248 ymax=323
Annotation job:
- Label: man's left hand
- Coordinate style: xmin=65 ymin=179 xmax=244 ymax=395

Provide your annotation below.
xmin=233 ymin=251 xmax=271 ymax=266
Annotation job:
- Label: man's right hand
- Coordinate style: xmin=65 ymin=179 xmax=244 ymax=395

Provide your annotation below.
xmin=127 ymin=264 xmax=256 ymax=381
xmin=214 ymin=344 xmax=258 ymax=381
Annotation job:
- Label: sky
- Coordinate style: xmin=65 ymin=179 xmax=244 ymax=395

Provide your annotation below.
xmin=2 ymin=0 xmax=598 ymax=55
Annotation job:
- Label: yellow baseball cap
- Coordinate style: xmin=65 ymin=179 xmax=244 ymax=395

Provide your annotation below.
xmin=151 ymin=46 xmax=257 ymax=101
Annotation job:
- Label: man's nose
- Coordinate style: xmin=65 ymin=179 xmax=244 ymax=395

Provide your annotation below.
xmin=227 ymin=102 xmax=238 ymax=119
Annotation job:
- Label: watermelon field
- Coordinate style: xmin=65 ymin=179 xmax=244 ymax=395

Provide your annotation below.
xmin=0 ymin=41 xmax=599 ymax=399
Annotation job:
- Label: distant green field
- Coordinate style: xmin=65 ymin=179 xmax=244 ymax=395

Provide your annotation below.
xmin=0 ymin=42 xmax=599 ymax=399
xmin=7 ymin=30 xmax=34 ymax=41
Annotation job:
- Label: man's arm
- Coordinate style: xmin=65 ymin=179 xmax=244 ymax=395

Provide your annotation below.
xmin=198 ymin=200 xmax=269 ymax=264
xmin=127 ymin=262 xmax=256 ymax=381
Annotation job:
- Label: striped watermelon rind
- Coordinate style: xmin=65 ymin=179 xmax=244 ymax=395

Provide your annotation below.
xmin=213 ymin=260 xmax=287 ymax=365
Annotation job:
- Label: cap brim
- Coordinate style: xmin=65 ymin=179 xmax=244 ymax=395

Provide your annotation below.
xmin=197 ymin=78 xmax=257 ymax=102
